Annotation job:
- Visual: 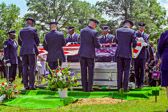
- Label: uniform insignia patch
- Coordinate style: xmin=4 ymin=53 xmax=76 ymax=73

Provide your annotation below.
xmin=4 ymin=45 xmax=7 ymax=48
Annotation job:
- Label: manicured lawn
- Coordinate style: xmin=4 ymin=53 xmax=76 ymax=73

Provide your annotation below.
xmin=0 ymin=78 xmax=168 ymax=112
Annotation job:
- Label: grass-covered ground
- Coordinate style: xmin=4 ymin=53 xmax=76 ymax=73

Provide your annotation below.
xmin=0 ymin=77 xmax=168 ymax=112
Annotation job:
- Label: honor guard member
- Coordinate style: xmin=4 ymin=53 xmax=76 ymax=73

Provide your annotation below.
xmin=134 ymin=23 xmax=149 ymax=88
xmin=18 ymin=18 xmax=40 ymax=90
xmin=43 ymin=22 xmax=65 ymax=73
xmin=65 ymin=26 xmax=80 ymax=62
xmin=4 ymin=30 xmax=18 ymax=82
xmin=97 ymin=26 xmax=116 ymax=62
xmin=158 ymin=27 xmax=168 ymax=100
xmin=78 ymin=19 xmax=101 ymax=92
xmin=115 ymin=20 xmax=137 ymax=92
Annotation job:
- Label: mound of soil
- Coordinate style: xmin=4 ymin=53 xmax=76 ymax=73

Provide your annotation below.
xmin=75 ymin=97 xmax=127 ymax=104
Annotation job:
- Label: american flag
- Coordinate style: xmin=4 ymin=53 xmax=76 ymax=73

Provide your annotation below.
xmin=133 ymin=38 xmax=147 ymax=58
xmin=38 ymin=43 xmax=117 ymax=56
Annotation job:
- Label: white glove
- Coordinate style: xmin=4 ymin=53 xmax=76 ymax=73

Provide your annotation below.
xmin=6 ymin=63 xmax=11 ymax=67
xmin=37 ymin=61 xmax=42 ymax=68
xmin=66 ymin=42 xmax=71 ymax=46
xmin=141 ymin=42 xmax=147 ymax=46
xmin=137 ymin=37 xmax=144 ymax=42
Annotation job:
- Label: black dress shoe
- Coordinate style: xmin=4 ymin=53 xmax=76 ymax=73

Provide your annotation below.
xmin=124 ymin=90 xmax=130 ymax=92
xmin=29 ymin=87 xmax=36 ymax=90
xmin=26 ymin=86 xmax=30 ymax=90
xmin=21 ymin=86 xmax=29 ymax=91
xmin=88 ymin=89 xmax=94 ymax=92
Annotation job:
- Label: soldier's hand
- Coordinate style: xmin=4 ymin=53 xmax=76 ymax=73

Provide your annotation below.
xmin=66 ymin=42 xmax=71 ymax=46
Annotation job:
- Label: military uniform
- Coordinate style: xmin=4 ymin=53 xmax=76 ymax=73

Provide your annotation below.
xmin=158 ymin=30 xmax=168 ymax=87
xmin=115 ymin=20 xmax=137 ymax=92
xmin=97 ymin=26 xmax=116 ymax=62
xmin=43 ymin=22 xmax=65 ymax=71
xmin=65 ymin=26 xmax=80 ymax=62
xmin=18 ymin=18 xmax=40 ymax=89
xmin=4 ymin=30 xmax=18 ymax=82
xmin=78 ymin=19 xmax=101 ymax=92
xmin=134 ymin=23 xmax=149 ymax=88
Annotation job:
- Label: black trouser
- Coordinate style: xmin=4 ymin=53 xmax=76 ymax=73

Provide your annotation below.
xmin=96 ymin=57 xmax=112 ymax=62
xmin=6 ymin=64 xmax=17 ymax=82
xmin=134 ymin=58 xmax=146 ymax=87
xmin=117 ymin=57 xmax=131 ymax=92
xmin=48 ymin=61 xmax=62 ymax=75
xmin=22 ymin=54 xmax=36 ymax=88
xmin=67 ymin=56 xmax=79 ymax=62
xmin=18 ymin=65 xmax=23 ymax=78
xmin=0 ymin=66 xmax=6 ymax=79
xmin=80 ymin=56 xmax=94 ymax=92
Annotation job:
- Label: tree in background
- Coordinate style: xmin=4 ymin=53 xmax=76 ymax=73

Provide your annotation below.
xmin=0 ymin=0 xmax=167 ymax=47
xmin=0 ymin=2 xmax=21 ymax=49
xmin=96 ymin=0 xmax=167 ymax=41
xmin=24 ymin=0 xmax=104 ymax=41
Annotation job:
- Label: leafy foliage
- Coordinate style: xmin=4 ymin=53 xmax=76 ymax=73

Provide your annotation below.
xmin=0 ymin=2 xmax=22 ymax=49
xmin=96 ymin=0 xmax=167 ymax=42
xmin=0 ymin=82 xmax=20 ymax=102
xmin=25 ymin=0 xmax=103 ymax=39
xmin=47 ymin=61 xmax=80 ymax=91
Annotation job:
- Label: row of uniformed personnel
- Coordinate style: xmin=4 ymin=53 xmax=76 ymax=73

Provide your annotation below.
xmin=3 ymin=18 xmax=149 ymax=92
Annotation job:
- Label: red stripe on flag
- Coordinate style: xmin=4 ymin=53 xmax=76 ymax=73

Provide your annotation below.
xmin=64 ymin=52 xmax=69 ymax=54
xmin=137 ymin=43 xmax=141 ymax=47
xmin=64 ymin=45 xmax=80 ymax=47
xmin=39 ymin=51 xmax=45 ymax=53
xmin=63 ymin=49 xmax=79 ymax=51
xmin=38 ymin=48 xmax=45 ymax=50
xmin=101 ymin=43 xmax=116 ymax=46
xmin=133 ymin=49 xmax=139 ymax=53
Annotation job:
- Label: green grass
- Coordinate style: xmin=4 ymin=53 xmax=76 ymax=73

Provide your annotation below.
xmin=0 ymin=78 xmax=168 ymax=112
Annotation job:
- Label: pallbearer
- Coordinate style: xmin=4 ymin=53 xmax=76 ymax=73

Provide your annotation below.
xmin=18 ymin=18 xmax=40 ymax=90
xmin=43 ymin=22 xmax=65 ymax=72
xmin=99 ymin=26 xmax=116 ymax=44
xmin=65 ymin=26 xmax=80 ymax=62
xmin=4 ymin=30 xmax=18 ymax=83
xmin=78 ymin=19 xmax=101 ymax=92
xmin=97 ymin=26 xmax=116 ymax=62
xmin=134 ymin=23 xmax=149 ymax=88
xmin=65 ymin=26 xmax=80 ymax=44
xmin=115 ymin=20 xmax=137 ymax=92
